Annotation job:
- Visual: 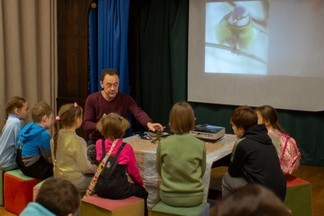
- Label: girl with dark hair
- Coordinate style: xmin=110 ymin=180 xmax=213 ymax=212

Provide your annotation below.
xmin=255 ymin=105 xmax=301 ymax=175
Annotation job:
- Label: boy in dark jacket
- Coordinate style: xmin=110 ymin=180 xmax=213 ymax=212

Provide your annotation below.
xmin=222 ymin=106 xmax=286 ymax=201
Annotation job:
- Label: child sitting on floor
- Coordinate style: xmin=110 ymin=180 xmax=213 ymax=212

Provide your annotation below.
xmin=0 ymin=96 xmax=29 ymax=171
xmin=51 ymin=102 xmax=97 ymax=195
xmin=16 ymin=101 xmax=54 ymax=179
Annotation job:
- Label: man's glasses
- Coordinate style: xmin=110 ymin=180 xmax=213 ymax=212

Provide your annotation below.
xmin=103 ymin=82 xmax=119 ymax=88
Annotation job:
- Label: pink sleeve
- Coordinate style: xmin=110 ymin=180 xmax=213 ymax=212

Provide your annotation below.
xmin=96 ymin=139 xmax=103 ymax=161
xmin=119 ymin=144 xmax=144 ymax=186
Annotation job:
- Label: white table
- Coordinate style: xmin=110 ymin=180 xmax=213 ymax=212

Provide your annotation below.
xmin=124 ymin=134 xmax=236 ymax=208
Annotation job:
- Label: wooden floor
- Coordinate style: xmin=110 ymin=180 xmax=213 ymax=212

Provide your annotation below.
xmin=0 ymin=164 xmax=323 ymax=216
xmin=293 ymin=164 xmax=324 ymax=216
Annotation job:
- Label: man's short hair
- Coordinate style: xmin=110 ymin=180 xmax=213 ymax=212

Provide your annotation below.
xmin=101 ymin=68 xmax=119 ymax=81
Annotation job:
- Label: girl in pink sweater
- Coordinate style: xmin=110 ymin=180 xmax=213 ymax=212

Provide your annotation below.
xmin=255 ymin=105 xmax=301 ymax=175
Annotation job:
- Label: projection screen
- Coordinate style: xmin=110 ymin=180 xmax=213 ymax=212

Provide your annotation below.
xmin=188 ymin=0 xmax=324 ymax=111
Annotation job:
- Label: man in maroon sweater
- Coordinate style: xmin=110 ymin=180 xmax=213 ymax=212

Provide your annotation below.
xmin=83 ymin=68 xmax=163 ymax=143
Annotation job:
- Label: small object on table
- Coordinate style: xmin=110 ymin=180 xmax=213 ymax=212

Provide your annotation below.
xmin=151 ymin=130 xmax=162 ymax=144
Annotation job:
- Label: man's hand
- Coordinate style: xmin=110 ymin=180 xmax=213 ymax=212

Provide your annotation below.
xmin=147 ymin=122 xmax=164 ymax=132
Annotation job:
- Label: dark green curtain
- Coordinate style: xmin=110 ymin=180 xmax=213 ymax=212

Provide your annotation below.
xmin=131 ymin=0 xmax=188 ymax=127
xmin=278 ymin=110 xmax=324 ymax=166
xmin=130 ymin=0 xmax=324 ymax=166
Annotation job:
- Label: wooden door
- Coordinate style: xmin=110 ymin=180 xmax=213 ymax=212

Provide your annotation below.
xmin=57 ymin=0 xmax=93 ymax=138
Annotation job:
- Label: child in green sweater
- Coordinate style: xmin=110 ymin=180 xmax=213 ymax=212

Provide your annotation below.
xmin=156 ymin=101 xmax=206 ymax=207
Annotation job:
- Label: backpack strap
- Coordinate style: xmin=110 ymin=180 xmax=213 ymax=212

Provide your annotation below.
xmin=279 ymin=134 xmax=290 ymax=162
xmin=114 ymin=142 xmax=126 ymax=159
xmin=86 ymin=139 xmax=119 ymax=197
xmin=100 ymin=138 xmax=106 ymax=161
xmin=100 ymin=139 xmax=126 ymax=161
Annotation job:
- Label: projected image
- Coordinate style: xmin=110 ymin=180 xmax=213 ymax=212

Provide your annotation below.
xmin=205 ymin=1 xmax=269 ymax=75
